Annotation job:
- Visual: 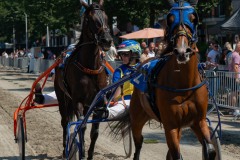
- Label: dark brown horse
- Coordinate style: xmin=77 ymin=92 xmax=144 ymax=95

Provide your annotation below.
xmin=112 ymin=1 xmax=216 ymax=160
xmin=54 ymin=0 xmax=112 ymax=159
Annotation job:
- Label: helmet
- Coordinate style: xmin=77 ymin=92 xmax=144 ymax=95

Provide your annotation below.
xmin=117 ymin=40 xmax=141 ymax=59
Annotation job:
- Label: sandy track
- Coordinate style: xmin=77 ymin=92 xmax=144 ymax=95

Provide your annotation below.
xmin=0 ymin=66 xmax=239 ymax=160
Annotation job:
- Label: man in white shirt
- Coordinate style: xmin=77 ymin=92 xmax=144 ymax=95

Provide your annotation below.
xmin=207 ymin=43 xmax=220 ymax=69
xmin=148 ymin=42 xmax=155 ymax=58
xmin=105 ymin=43 xmax=117 ymax=61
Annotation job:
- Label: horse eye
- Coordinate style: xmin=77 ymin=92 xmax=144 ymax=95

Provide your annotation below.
xmin=189 ymin=14 xmax=195 ymax=23
xmin=167 ymin=15 xmax=175 ymax=26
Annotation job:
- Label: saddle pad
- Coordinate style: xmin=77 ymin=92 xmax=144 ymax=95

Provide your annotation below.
xmin=131 ymin=59 xmax=162 ymax=92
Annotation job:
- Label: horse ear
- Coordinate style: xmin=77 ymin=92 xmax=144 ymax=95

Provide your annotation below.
xmin=189 ymin=0 xmax=198 ymax=6
xmin=167 ymin=0 xmax=175 ymax=6
xmin=99 ymin=0 xmax=104 ymax=6
xmin=80 ymin=0 xmax=89 ymax=8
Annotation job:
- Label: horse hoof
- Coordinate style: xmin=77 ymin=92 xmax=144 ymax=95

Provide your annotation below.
xmin=61 ymin=155 xmax=66 ymax=160
xmin=208 ymin=144 xmax=216 ymax=160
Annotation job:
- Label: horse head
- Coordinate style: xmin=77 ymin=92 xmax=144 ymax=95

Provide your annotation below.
xmin=166 ymin=0 xmax=199 ymax=64
xmin=80 ymin=0 xmax=112 ymax=51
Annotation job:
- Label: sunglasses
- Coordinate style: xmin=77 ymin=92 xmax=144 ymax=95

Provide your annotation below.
xmin=214 ymin=45 xmax=218 ymax=48
xmin=120 ymin=53 xmax=130 ymax=57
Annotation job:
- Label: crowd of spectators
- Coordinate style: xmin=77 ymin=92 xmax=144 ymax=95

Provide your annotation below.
xmin=1 ymin=48 xmax=56 ymax=60
xmin=204 ymin=34 xmax=240 ymax=117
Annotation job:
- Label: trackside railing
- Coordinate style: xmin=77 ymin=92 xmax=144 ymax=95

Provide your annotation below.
xmin=206 ymin=70 xmax=240 ymax=111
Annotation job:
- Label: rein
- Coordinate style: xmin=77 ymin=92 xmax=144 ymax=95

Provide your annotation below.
xmin=152 ymin=80 xmax=207 ymax=92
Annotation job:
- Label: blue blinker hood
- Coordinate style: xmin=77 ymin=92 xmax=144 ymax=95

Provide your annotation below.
xmin=167 ymin=1 xmax=199 ymax=39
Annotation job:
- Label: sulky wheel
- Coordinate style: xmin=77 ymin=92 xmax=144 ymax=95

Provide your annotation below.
xmin=121 ymin=124 xmax=132 ymax=158
xmin=17 ymin=116 xmax=25 ymax=160
xmin=202 ymin=126 xmax=222 ymax=160
xmin=209 ymin=126 xmax=222 ymax=160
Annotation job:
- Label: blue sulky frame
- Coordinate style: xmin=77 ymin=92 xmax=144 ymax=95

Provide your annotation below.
xmin=65 ymin=68 xmax=222 ymax=159
xmin=65 ymin=69 xmax=140 ymax=159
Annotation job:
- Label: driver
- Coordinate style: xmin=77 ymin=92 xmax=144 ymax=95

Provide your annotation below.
xmin=108 ymin=40 xmax=141 ymax=119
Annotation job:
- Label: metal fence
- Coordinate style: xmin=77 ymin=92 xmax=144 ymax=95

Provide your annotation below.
xmin=0 ymin=57 xmax=55 ymax=73
xmin=0 ymin=57 xmax=123 ymax=73
xmin=207 ymin=70 xmax=240 ymax=111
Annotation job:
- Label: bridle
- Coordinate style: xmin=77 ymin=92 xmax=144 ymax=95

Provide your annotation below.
xmin=84 ymin=5 xmax=110 ymax=46
xmin=167 ymin=1 xmax=198 ymax=47
xmin=72 ymin=4 xmax=111 ymax=75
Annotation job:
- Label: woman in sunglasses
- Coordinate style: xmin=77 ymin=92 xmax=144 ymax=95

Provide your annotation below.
xmin=107 ymin=40 xmax=141 ymax=119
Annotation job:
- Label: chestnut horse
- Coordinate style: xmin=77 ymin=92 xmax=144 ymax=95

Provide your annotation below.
xmin=112 ymin=1 xmax=216 ymax=160
xmin=54 ymin=0 xmax=112 ymax=159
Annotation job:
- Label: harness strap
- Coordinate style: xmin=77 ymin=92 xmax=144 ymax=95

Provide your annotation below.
xmin=152 ymin=80 xmax=207 ymax=92
xmin=73 ymin=61 xmax=104 ymax=75
xmin=147 ymin=56 xmax=171 ymax=121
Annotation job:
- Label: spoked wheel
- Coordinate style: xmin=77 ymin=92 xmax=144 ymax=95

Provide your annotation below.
xmin=17 ymin=116 xmax=25 ymax=160
xmin=209 ymin=126 xmax=222 ymax=160
xmin=121 ymin=124 xmax=132 ymax=158
xmin=202 ymin=126 xmax=222 ymax=160
xmin=67 ymin=127 xmax=80 ymax=160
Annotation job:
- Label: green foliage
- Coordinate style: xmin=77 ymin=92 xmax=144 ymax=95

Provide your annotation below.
xmin=0 ymin=0 xmax=80 ymax=44
xmin=0 ymin=0 xmax=220 ymax=46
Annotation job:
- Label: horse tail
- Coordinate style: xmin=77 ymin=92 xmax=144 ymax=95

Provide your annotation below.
xmin=65 ymin=95 xmax=75 ymax=122
xmin=107 ymin=110 xmax=131 ymax=142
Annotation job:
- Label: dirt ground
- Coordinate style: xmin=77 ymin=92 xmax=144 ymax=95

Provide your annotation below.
xmin=0 ymin=66 xmax=240 ymax=160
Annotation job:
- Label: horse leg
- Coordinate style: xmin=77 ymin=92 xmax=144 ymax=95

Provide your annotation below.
xmin=58 ymin=98 xmax=72 ymax=158
xmin=165 ymin=128 xmax=182 ymax=160
xmin=130 ymin=92 xmax=150 ymax=160
xmin=88 ymin=109 xmax=103 ymax=160
xmin=191 ymin=120 xmax=216 ymax=160
xmin=60 ymin=114 xmax=68 ymax=158
xmin=74 ymin=102 xmax=86 ymax=159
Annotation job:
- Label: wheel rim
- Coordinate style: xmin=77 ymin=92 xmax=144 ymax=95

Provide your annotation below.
xmin=17 ymin=117 xmax=25 ymax=160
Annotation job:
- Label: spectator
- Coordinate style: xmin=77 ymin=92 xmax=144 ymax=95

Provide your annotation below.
xmin=140 ymin=47 xmax=150 ymax=63
xmin=225 ymin=42 xmax=234 ymax=68
xmin=156 ymin=42 xmax=165 ymax=57
xmin=233 ymin=34 xmax=239 ymax=50
xmin=18 ymin=49 xmax=24 ymax=57
xmin=141 ymin=41 xmax=147 ymax=53
xmin=105 ymin=42 xmax=117 ymax=61
xmin=219 ymin=48 xmax=227 ymax=65
xmin=205 ymin=42 xmax=213 ymax=58
xmin=207 ymin=43 xmax=220 ymax=69
xmin=47 ymin=50 xmax=54 ymax=60
xmin=148 ymin=42 xmax=155 ymax=58
xmin=2 ymin=51 xmax=8 ymax=58
xmin=13 ymin=51 xmax=18 ymax=58
xmin=37 ymin=50 xmax=44 ymax=59
xmin=26 ymin=50 xmax=33 ymax=59
xmin=228 ymin=42 xmax=240 ymax=115
xmin=9 ymin=52 xmax=14 ymax=59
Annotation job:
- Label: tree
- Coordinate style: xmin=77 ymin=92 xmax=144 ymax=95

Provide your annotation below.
xmin=0 ymin=0 xmax=222 ymax=46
